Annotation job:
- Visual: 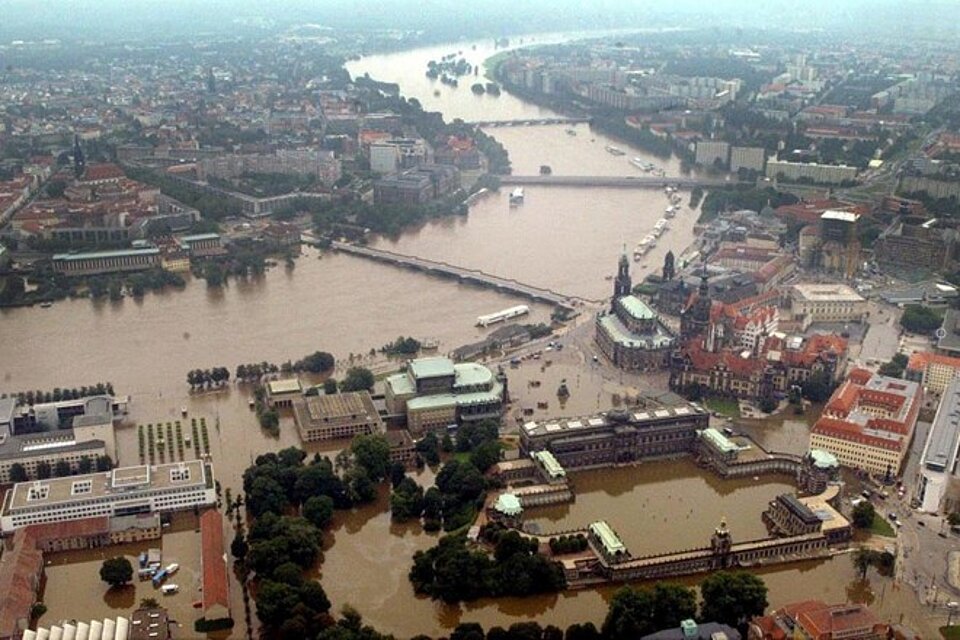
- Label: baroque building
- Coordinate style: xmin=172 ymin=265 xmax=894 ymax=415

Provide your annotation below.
xmin=595 ymin=251 xmax=676 ymax=370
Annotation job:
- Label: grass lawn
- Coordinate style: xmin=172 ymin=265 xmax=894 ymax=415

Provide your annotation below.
xmin=940 ymin=626 xmax=960 ymax=640
xmin=869 ymin=514 xmax=896 ymax=538
xmin=705 ymin=396 xmax=741 ymax=418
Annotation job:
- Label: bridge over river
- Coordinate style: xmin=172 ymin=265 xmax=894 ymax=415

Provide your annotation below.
xmin=499 ymin=175 xmax=737 ymax=189
xmin=467 ymin=116 xmax=591 ymax=127
xmin=331 ymin=242 xmax=594 ymax=308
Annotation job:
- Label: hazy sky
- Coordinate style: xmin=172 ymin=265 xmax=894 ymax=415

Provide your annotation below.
xmin=1 ymin=0 xmax=959 ymax=42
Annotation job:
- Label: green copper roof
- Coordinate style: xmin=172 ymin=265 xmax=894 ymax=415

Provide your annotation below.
xmin=619 ymin=295 xmax=656 ymax=321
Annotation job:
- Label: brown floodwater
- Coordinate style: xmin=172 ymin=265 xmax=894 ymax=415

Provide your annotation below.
xmin=1 ymin=32 xmax=936 ymax=640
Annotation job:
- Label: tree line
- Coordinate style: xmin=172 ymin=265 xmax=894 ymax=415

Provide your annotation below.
xmin=237 ymin=439 xmax=393 ymax=638
xmin=409 ymin=523 xmax=566 ymax=603
xmin=9 ymin=454 xmax=112 ymax=482
xmin=5 ymin=382 xmax=115 ymax=405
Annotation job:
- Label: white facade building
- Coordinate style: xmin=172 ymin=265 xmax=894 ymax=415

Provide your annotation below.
xmin=0 ymin=460 xmax=216 ymax=532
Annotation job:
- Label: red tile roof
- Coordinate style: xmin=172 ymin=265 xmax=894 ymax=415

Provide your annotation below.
xmin=797 ymin=603 xmax=884 ymax=639
xmin=80 ymin=163 xmax=126 ymax=183
xmin=0 ymin=529 xmax=44 ymax=639
xmin=200 ymin=509 xmax=230 ymax=616
xmin=907 ymin=350 xmax=960 ymax=374
xmin=26 ymin=516 xmax=109 ymax=545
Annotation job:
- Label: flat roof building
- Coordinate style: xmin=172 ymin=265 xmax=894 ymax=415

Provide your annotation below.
xmin=292 ymin=391 xmax=384 ymax=442
xmin=790 ymin=284 xmax=867 ymax=330
xmin=0 ymin=460 xmax=215 ymax=532
xmin=384 ymin=357 xmax=504 ymax=436
xmin=521 ymin=405 xmax=709 ymax=469
xmin=916 ymin=378 xmax=960 ymax=513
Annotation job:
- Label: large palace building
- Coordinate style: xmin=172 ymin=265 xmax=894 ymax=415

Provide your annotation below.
xmin=810 ymin=368 xmax=921 ymax=477
xmin=595 ymin=252 xmax=676 ymax=370
xmin=519 ymin=404 xmax=710 ymax=468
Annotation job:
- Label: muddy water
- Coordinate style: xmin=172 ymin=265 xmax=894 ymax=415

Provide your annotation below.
xmin=3 ymin=30 xmax=934 ymax=640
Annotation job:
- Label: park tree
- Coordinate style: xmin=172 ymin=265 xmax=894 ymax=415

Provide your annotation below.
xmin=340 ymin=367 xmax=375 ymax=392
xmin=852 ymin=501 xmax=876 ymax=529
xmin=699 ymin=571 xmax=768 ymax=627
xmin=53 ymin=460 xmax=72 ymax=477
xmin=96 ymin=455 xmax=113 ymax=471
xmin=323 ymin=378 xmax=338 ymax=395
xmin=602 ymin=586 xmax=657 ymax=640
xmin=99 ymin=556 xmax=134 ymax=588
xmin=303 ymin=495 xmax=335 ymax=529
xmin=35 ymin=461 xmax=51 ymax=479
xmin=351 ymin=433 xmax=391 ymax=481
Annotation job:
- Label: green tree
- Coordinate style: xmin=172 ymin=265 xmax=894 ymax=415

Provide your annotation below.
xmin=78 ymin=456 xmax=94 ymax=474
xmin=303 ymin=495 xmax=335 ymax=529
xmin=53 ymin=460 xmax=72 ymax=477
xmin=801 ymin=370 xmax=835 ymax=403
xmin=699 ymin=571 xmax=768 ymax=628
xmin=852 ymin=501 xmax=876 ymax=529
xmin=340 ymin=367 xmax=375 ymax=392
xmin=96 ymin=455 xmax=113 ymax=471
xmin=139 ymin=597 xmax=160 ymax=609
xmin=878 ymin=353 xmax=908 ymax=378
xmin=351 ymin=433 xmax=391 ymax=481
xmin=99 ymin=556 xmax=134 ymax=588
xmin=8 ymin=463 xmax=27 ymax=483
xmin=35 ymin=461 xmax=51 ymax=479
xmin=900 ymin=305 xmax=943 ymax=333
xmin=852 ymin=547 xmax=876 ymax=580
xmin=230 ymin=533 xmax=248 ymax=560
xmin=602 ymin=586 xmax=656 ymax=640
xmin=323 ymin=378 xmax=338 ymax=395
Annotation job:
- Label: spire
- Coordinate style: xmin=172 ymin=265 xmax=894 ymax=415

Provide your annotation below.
xmin=613 ymin=246 xmax=632 ymax=303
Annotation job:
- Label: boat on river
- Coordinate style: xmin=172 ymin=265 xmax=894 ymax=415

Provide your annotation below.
xmin=477 ymin=305 xmax=529 ymax=327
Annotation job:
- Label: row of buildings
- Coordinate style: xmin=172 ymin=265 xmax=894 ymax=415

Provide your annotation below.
xmin=0 ymin=460 xmax=227 ymax=639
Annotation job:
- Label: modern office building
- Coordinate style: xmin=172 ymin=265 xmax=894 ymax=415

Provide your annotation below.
xmin=695 ymin=141 xmax=731 ymax=167
xmin=292 ymin=391 xmax=384 ymax=442
xmin=0 ymin=432 xmax=107 ymax=484
xmin=0 ymin=460 xmax=216 ymax=532
xmin=915 ymin=378 xmax=960 ymax=513
xmin=520 ymin=404 xmax=710 ymax=469
xmin=729 ymin=146 xmax=766 ymax=173
xmin=766 ymin=160 xmax=858 ymax=185
xmin=810 ymin=369 xmax=921 ymax=476
xmin=384 ymin=357 xmax=505 ymax=435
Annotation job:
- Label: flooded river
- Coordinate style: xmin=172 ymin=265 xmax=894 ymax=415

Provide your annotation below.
xmin=2 ymin=31 xmax=937 ymax=639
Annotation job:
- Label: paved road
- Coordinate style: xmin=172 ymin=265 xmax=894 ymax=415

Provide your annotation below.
xmin=856 ymin=303 xmax=902 ymax=366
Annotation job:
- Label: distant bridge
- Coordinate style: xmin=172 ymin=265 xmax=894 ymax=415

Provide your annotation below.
xmin=499 ymin=175 xmax=736 ymax=189
xmin=467 ymin=116 xmax=592 ymax=127
xmin=331 ymin=242 xmax=593 ymax=307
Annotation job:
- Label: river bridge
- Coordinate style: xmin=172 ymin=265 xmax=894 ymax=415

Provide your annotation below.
xmin=331 ymin=242 xmax=590 ymax=307
xmin=499 ymin=175 xmax=735 ymax=189
xmin=467 ymin=116 xmax=591 ymax=127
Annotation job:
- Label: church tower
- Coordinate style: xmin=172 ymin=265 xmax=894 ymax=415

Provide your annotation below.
xmin=710 ymin=518 xmax=733 ymax=569
xmin=72 ymin=134 xmax=85 ymax=179
xmin=680 ymin=263 xmax=713 ymax=341
xmin=613 ymin=246 xmax=632 ymax=303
